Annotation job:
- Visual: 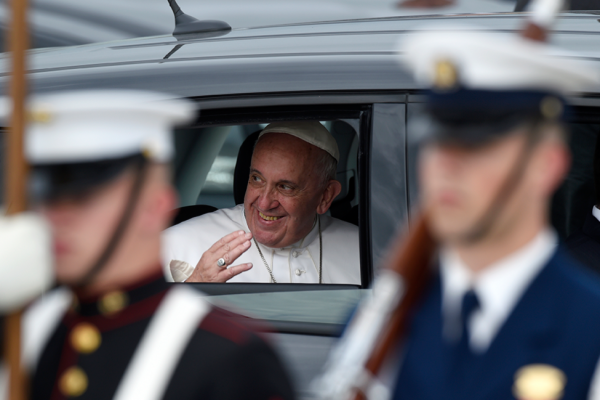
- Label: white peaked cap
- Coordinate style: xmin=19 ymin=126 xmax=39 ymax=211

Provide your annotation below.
xmin=401 ymin=27 xmax=600 ymax=94
xmin=259 ymin=120 xmax=340 ymax=162
xmin=0 ymin=90 xmax=196 ymax=164
xmin=0 ymin=213 xmax=53 ymax=312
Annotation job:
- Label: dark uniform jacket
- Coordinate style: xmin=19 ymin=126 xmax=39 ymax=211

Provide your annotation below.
xmin=393 ymin=248 xmax=600 ymax=400
xmin=30 ymin=273 xmax=295 ymax=400
xmin=566 ymin=211 xmax=600 ymax=275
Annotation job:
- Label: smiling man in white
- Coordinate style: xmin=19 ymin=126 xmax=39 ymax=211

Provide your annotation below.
xmin=162 ymin=121 xmax=361 ymax=284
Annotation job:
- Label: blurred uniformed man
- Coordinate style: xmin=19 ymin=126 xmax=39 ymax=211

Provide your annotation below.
xmin=0 ymin=90 xmax=294 ymax=400
xmin=391 ymin=23 xmax=600 ymax=400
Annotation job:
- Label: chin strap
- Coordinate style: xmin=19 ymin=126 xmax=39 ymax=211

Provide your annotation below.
xmin=458 ymin=121 xmax=545 ymax=244
xmin=75 ymin=156 xmax=149 ymax=288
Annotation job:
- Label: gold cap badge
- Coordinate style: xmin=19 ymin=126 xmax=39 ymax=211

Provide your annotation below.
xmin=27 ymin=107 xmax=53 ymax=124
xmin=540 ymin=96 xmax=563 ymax=120
xmin=513 ymin=364 xmax=567 ymax=400
xmin=433 ymin=59 xmax=459 ymax=90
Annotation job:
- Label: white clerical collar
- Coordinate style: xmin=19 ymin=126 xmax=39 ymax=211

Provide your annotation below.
xmin=238 ymin=204 xmax=319 ymax=251
xmin=440 ymin=228 xmax=557 ymax=352
xmin=592 ymin=206 xmax=600 ymax=223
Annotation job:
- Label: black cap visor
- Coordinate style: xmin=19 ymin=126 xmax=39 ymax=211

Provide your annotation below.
xmin=30 ymin=154 xmax=144 ymax=202
xmin=419 ymin=88 xmax=567 ymax=147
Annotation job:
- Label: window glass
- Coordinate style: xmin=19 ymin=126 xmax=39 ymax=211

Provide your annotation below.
xmin=370 ymin=104 xmax=408 ymax=270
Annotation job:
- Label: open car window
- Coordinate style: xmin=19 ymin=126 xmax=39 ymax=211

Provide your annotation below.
xmin=164 ymin=105 xmax=375 ymax=333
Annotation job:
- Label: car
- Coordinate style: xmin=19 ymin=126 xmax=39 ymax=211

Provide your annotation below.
xmin=0 ymin=0 xmax=516 ymax=51
xmin=1 ymin=9 xmax=600 ymax=399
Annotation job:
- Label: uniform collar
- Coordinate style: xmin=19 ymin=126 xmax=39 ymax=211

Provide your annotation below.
xmin=72 ymin=270 xmax=168 ymax=318
xmin=440 ymin=228 xmax=557 ymax=351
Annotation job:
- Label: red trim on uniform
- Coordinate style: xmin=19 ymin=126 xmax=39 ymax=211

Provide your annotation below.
xmin=199 ymin=308 xmax=255 ymax=345
xmin=73 ymin=270 xmax=165 ymax=303
xmin=63 ymin=290 xmax=168 ymax=332
xmin=49 ymin=330 xmax=80 ymax=400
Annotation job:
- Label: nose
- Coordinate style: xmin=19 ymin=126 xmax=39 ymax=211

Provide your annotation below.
xmin=431 ymin=145 xmax=465 ymax=173
xmin=256 ymin=186 xmax=279 ymax=211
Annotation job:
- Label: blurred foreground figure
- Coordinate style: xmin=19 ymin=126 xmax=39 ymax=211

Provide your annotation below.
xmin=394 ymin=30 xmax=600 ymax=399
xmin=315 ymin=3 xmax=600 ymax=400
xmin=0 ymin=90 xmax=294 ymax=400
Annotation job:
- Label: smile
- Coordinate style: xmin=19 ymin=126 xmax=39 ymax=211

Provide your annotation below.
xmin=259 ymin=211 xmax=280 ymax=221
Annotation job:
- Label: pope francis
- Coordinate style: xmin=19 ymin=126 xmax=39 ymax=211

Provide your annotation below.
xmin=162 ymin=121 xmax=361 ymax=284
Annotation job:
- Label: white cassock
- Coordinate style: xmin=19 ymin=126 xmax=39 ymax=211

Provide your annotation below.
xmin=161 ymin=204 xmax=361 ymax=284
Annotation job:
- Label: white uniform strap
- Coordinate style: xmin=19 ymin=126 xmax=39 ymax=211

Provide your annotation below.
xmin=0 ymin=288 xmax=72 ymax=400
xmin=113 ymin=286 xmax=211 ymax=400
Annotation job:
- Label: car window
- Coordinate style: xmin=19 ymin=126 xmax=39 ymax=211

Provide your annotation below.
xmin=0 ymin=129 xmax=4 ymax=205
xmin=163 ymin=104 xmax=385 ymax=334
xmin=167 ymin=106 xmax=369 ymax=292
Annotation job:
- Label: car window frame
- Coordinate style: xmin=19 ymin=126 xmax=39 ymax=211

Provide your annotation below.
xmin=181 ymin=103 xmax=374 ymax=291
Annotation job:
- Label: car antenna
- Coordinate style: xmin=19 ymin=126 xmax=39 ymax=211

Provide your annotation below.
xmin=168 ymin=0 xmax=231 ymax=37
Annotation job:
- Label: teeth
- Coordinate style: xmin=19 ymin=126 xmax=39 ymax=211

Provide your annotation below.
xmin=259 ymin=211 xmax=280 ymax=221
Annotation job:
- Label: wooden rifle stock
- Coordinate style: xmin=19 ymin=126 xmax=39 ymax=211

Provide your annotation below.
xmin=4 ymin=0 xmax=30 ymax=399
xmin=354 ymin=212 xmax=437 ymax=400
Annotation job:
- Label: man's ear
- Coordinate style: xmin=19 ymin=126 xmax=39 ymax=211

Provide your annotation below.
xmin=139 ymin=185 xmax=178 ymax=235
xmin=317 ymin=180 xmax=342 ymax=215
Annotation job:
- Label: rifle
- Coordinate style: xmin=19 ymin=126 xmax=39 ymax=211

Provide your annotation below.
xmin=4 ymin=0 xmax=30 ymax=398
xmin=313 ymin=212 xmax=436 ymax=399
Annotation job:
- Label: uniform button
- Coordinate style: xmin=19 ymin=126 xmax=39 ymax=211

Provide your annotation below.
xmin=295 ymin=269 xmax=301 ymax=276
xmin=59 ymin=366 xmax=88 ymax=397
xmin=71 ymin=322 xmax=101 ymax=354
xmin=292 ymin=251 xmax=299 ymax=258
xmin=98 ymin=291 xmax=128 ymax=316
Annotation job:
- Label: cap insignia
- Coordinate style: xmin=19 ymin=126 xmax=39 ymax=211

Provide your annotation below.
xmin=27 ymin=107 xmax=53 ymax=124
xmin=433 ymin=59 xmax=459 ymax=90
xmin=513 ymin=364 xmax=566 ymax=400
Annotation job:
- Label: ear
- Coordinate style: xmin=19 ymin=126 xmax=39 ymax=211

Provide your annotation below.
xmin=543 ymin=142 xmax=571 ymax=195
xmin=316 ymin=180 xmax=342 ymax=215
xmin=138 ymin=185 xmax=178 ymax=234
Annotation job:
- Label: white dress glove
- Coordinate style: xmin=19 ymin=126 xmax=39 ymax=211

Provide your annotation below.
xmin=0 ymin=212 xmax=53 ymax=312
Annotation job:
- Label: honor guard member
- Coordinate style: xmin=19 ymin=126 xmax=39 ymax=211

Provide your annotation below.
xmin=392 ymin=23 xmax=600 ymax=400
xmin=0 ymin=90 xmax=295 ymax=400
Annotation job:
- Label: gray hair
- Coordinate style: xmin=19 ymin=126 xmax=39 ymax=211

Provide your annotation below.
xmin=314 ymin=150 xmax=338 ymax=189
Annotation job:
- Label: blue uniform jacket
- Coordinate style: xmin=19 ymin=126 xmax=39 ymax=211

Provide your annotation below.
xmin=394 ymin=247 xmax=600 ymax=400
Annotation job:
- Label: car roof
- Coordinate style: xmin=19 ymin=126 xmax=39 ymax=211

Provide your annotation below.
xmin=1 ymin=12 xmax=600 ymax=99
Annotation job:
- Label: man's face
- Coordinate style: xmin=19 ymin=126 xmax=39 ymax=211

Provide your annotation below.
xmin=39 ymin=172 xmax=133 ymax=285
xmin=244 ymin=132 xmax=330 ymax=248
xmin=419 ymin=133 xmax=529 ymax=243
